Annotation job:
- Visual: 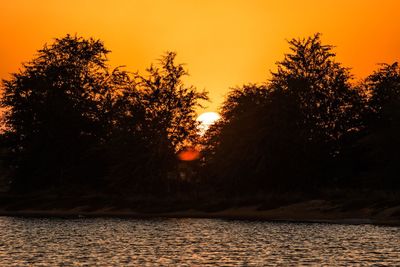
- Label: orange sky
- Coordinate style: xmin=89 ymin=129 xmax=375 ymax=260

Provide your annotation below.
xmin=1 ymin=0 xmax=399 ymax=113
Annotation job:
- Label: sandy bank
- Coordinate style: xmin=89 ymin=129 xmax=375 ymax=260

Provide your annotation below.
xmin=1 ymin=200 xmax=399 ymax=226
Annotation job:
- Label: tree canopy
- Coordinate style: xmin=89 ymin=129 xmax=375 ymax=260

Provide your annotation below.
xmin=104 ymin=52 xmax=207 ymax=194
xmin=0 ymin=35 xmax=207 ymax=194
xmin=1 ymin=35 xmax=127 ymax=190
xmin=202 ymin=34 xmax=364 ymax=194
xmin=0 ymin=33 xmax=399 ymax=199
xmin=360 ymin=62 xmax=400 ymax=189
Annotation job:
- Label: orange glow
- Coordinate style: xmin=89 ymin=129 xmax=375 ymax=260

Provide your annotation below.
xmin=178 ymin=148 xmax=200 ymax=161
xmin=1 ymin=1 xmax=399 ymax=113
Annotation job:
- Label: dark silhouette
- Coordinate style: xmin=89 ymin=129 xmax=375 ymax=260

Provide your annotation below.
xmin=102 ymin=52 xmax=207 ymax=195
xmin=0 ymin=33 xmax=399 ymax=215
xmin=202 ymin=34 xmax=364 ymax=195
xmin=0 ymin=35 xmax=207 ymax=195
xmin=359 ymin=63 xmax=400 ymax=189
xmin=1 ymin=35 xmax=126 ymax=191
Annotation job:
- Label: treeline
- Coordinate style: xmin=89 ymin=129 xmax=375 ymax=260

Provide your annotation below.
xmin=0 ymin=34 xmax=399 ymax=198
xmin=202 ymin=34 xmax=400 ymax=196
xmin=0 ymin=35 xmax=207 ymax=195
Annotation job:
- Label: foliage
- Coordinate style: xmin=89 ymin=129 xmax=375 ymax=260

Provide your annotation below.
xmin=135 ymin=52 xmax=208 ymax=150
xmin=1 ymin=35 xmax=128 ymax=190
xmin=0 ymin=33 xmax=399 ymax=199
xmin=360 ymin=62 xmax=400 ymax=189
xmin=104 ymin=52 xmax=208 ymax=194
xmin=270 ymin=33 xmax=362 ymax=144
xmin=202 ymin=34 xmax=364 ymax=194
xmin=0 ymin=36 xmax=206 ymax=194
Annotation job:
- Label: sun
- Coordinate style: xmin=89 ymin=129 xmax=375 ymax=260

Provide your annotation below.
xmin=196 ymin=112 xmax=221 ymax=135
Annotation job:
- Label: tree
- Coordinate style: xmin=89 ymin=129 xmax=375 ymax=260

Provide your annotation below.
xmin=270 ymin=33 xmax=361 ymax=144
xmin=1 ymin=35 xmax=128 ymax=191
xmin=202 ymin=34 xmax=363 ymax=194
xmin=366 ymin=62 xmax=400 ymax=120
xmin=104 ymin=52 xmax=208 ymax=194
xmin=269 ymin=33 xmax=365 ymax=186
xmin=202 ymin=84 xmax=306 ymax=194
xmin=360 ymin=62 xmax=400 ymax=189
xmin=136 ymin=52 xmax=208 ymax=150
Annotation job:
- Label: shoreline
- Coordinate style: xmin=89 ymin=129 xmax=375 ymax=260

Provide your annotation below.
xmin=0 ymin=210 xmax=380 ymax=225
xmin=1 ymin=200 xmax=399 ymax=226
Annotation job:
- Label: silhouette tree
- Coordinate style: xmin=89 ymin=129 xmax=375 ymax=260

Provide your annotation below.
xmin=270 ymin=33 xmax=362 ymax=144
xmin=361 ymin=62 xmax=400 ymax=189
xmin=202 ymin=84 xmax=307 ymax=193
xmin=367 ymin=63 xmax=400 ymax=119
xmin=202 ymin=34 xmax=363 ymax=194
xmin=135 ymin=52 xmax=208 ymax=151
xmin=269 ymin=33 xmax=365 ymax=187
xmin=103 ymin=52 xmax=208 ymax=194
xmin=1 ymin=35 xmax=128 ymax=191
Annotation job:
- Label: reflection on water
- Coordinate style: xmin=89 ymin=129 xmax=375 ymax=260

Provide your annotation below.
xmin=0 ymin=217 xmax=399 ymax=266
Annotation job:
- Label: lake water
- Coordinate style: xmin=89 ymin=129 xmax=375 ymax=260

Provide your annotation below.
xmin=0 ymin=217 xmax=399 ymax=266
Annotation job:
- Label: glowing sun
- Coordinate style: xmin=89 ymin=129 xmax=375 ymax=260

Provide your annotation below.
xmin=196 ymin=112 xmax=221 ymax=135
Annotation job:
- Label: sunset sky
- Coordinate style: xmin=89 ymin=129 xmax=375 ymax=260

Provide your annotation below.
xmin=1 ymin=0 xmax=399 ymax=113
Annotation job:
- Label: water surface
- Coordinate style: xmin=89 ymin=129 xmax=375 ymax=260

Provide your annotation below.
xmin=0 ymin=217 xmax=399 ymax=266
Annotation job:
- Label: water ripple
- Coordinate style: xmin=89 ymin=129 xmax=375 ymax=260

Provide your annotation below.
xmin=0 ymin=217 xmax=399 ymax=266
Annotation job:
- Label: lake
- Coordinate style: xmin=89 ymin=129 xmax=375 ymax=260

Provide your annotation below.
xmin=0 ymin=217 xmax=399 ymax=266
